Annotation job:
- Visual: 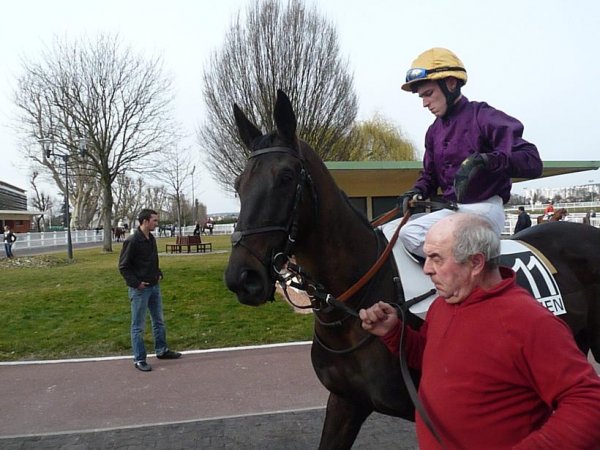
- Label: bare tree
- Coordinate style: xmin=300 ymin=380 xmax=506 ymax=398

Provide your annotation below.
xmin=145 ymin=185 xmax=171 ymax=218
xmin=157 ymin=148 xmax=193 ymax=235
xmin=14 ymin=33 xmax=179 ymax=252
xmin=201 ymin=0 xmax=357 ymax=192
xmin=113 ymin=174 xmax=147 ymax=229
xmin=29 ymin=171 xmax=54 ymax=231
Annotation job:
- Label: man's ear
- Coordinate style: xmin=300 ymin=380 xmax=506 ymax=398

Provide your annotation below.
xmin=470 ymin=253 xmax=486 ymax=275
xmin=445 ymin=77 xmax=459 ymax=92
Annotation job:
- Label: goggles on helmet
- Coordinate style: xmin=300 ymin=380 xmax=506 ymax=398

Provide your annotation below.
xmin=405 ymin=66 xmax=466 ymax=83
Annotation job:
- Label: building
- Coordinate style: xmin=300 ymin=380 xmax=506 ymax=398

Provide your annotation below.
xmin=325 ymin=160 xmax=600 ymax=220
xmin=0 ymin=181 xmax=40 ymax=233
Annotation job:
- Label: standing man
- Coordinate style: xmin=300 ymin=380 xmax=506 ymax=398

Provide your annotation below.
xmin=3 ymin=225 xmax=17 ymax=258
xmin=119 ymin=208 xmax=181 ymax=372
xmin=398 ymin=48 xmax=542 ymax=258
xmin=360 ymin=213 xmax=600 ymax=449
xmin=514 ymin=206 xmax=532 ymax=234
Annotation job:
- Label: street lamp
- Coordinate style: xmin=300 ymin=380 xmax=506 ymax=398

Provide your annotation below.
xmin=191 ymin=165 xmax=196 ymax=224
xmin=39 ymin=136 xmax=88 ymax=260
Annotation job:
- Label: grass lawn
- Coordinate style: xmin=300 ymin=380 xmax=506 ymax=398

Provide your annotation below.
xmin=0 ymin=234 xmax=313 ymax=361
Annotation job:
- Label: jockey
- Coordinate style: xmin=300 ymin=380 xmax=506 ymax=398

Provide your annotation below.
xmin=398 ymin=47 xmax=543 ymax=258
xmin=544 ymin=200 xmax=555 ymax=219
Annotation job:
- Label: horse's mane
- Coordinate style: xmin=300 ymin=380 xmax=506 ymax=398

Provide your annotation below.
xmin=339 ymin=190 xmax=373 ymax=228
xmin=299 ymin=139 xmax=374 ymax=230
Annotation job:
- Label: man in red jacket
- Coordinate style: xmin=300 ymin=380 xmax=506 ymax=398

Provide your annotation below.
xmin=360 ymin=213 xmax=600 ymax=449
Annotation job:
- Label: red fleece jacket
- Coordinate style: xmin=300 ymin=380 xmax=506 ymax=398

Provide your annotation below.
xmin=382 ymin=268 xmax=600 ymax=450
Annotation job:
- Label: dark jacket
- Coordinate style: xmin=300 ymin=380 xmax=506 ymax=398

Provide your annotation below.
xmin=514 ymin=211 xmax=532 ymax=234
xmin=3 ymin=231 xmax=16 ymax=243
xmin=118 ymin=227 xmax=162 ymax=288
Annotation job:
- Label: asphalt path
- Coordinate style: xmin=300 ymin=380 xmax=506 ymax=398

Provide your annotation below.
xmin=3 ymin=243 xmax=598 ymax=449
xmin=0 ymin=343 xmax=418 ymax=449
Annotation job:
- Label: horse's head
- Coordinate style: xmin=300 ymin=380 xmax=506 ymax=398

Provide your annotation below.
xmin=552 ymin=208 xmax=568 ymax=221
xmin=225 ymin=90 xmax=317 ymax=306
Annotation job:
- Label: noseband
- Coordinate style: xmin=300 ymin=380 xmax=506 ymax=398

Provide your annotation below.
xmin=231 ymin=146 xmax=317 ymax=284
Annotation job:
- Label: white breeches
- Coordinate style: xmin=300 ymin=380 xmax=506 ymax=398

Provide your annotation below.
xmin=399 ymin=196 xmax=505 ymax=258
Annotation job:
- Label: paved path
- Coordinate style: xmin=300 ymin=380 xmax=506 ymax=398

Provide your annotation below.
xmin=0 ymin=343 xmax=417 ymax=449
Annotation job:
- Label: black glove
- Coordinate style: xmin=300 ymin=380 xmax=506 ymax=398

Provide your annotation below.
xmin=398 ymin=189 xmax=424 ymax=214
xmin=453 ymin=153 xmax=489 ymax=203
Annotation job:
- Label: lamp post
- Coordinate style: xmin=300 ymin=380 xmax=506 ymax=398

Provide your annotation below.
xmin=191 ymin=165 xmax=196 ymax=224
xmin=39 ymin=137 xmax=87 ymax=260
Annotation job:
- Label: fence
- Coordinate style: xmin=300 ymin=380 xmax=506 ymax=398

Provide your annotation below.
xmin=12 ymin=229 xmax=106 ymax=250
xmin=503 ymin=213 xmax=599 ymax=236
xmin=11 ymin=216 xmax=597 ymax=250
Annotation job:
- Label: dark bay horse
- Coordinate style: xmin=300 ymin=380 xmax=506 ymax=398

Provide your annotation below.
xmin=225 ymin=90 xmax=600 ymax=449
xmin=112 ymin=227 xmax=126 ymax=242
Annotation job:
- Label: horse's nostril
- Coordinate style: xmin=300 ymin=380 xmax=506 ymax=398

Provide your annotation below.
xmin=240 ymin=269 xmax=263 ymax=296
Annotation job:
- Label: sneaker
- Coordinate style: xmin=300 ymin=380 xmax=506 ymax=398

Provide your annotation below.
xmin=134 ymin=361 xmax=152 ymax=372
xmin=156 ymin=350 xmax=182 ymax=359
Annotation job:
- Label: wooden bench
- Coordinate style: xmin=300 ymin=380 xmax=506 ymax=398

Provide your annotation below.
xmin=165 ymin=235 xmax=212 ymax=254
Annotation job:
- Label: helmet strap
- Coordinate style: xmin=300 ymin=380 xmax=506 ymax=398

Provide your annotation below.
xmin=437 ymin=79 xmax=461 ymax=117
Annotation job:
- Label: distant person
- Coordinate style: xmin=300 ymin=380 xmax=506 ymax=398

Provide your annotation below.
xmin=513 ymin=206 xmax=532 ymax=233
xmin=3 ymin=225 xmax=17 ymax=258
xmin=544 ymin=200 xmax=555 ymax=219
xmin=398 ymin=47 xmax=542 ymax=258
xmin=359 ymin=213 xmax=600 ymax=449
xmin=193 ymin=222 xmax=201 ymax=236
xmin=206 ymin=221 xmax=214 ymax=235
xmin=118 ymin=208 xmax=181 ymax=372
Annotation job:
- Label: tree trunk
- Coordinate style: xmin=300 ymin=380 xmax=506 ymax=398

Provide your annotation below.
xmin=102 ymin=182 xmax=114 ymax=252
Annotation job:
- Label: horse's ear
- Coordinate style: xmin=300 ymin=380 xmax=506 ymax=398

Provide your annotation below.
xmin=233 ymin=103 xmax=263 ymax=149
xmin=274 ymin=89 xmax=297 ymax=142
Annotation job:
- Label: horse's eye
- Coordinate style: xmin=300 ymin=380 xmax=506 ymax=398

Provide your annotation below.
xmin=277 ymin=169 xmax=295 ymax=187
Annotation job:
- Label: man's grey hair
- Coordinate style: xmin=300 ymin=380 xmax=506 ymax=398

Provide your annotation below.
xmin=452 ymin=214 xmax=501 ymax=268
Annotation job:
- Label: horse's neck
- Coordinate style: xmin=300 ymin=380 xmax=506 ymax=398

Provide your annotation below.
xmin=296 ymin=164 xmax=380 ymax=296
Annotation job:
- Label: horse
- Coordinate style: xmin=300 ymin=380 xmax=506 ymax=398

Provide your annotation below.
xmin=113 ymin=227 xmax=126 ymax=242
xmin=536 ymin=207 xmax=568 ymax=224
xmin=225 ymin=90 xmax=600 ymax=449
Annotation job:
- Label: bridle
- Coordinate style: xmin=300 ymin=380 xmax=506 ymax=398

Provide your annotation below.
xmin=230 ymin=145 xmax=317 ymax=295
xmin=230 ymin=144 xmax=416 ymax=313
xmin=230 ymin=143 xmax=446 ymax=319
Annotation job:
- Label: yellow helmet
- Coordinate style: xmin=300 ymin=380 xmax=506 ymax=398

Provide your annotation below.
xmin=401 ymin=48 xmax=468 ymax=92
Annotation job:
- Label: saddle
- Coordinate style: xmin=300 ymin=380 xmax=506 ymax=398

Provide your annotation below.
xmin=379 ymin=219 xmax=565 ymax=319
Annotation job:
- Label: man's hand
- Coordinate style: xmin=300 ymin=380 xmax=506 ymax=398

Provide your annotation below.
xmin=453 ymin=153 xmax=489 ymax=203
xmin=359 ymin=301 xmax=400 ymax=337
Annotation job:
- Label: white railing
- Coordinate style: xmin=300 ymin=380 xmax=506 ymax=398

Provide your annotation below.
xmin=505 ymin=200 xmax=600 ymax=213
xmin=13 ymin=230 xmax=106 ymax=249
xmin=179 ymin=223 xmax=235 ymax=236
xmin=12 ymin=216 xmax=596 ymax=248
xmin=503 ymin=213 xmax=600 ymax=236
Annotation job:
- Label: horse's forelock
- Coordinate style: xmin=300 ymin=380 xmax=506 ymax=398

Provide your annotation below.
xmin=251 ymin=133 xmax=274 ymax=151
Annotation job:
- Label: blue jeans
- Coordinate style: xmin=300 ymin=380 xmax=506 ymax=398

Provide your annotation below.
xmin=4 ymin=243 xmax=14 ymax=258
xmin=129 ymin=284 xmax=168 ymax=362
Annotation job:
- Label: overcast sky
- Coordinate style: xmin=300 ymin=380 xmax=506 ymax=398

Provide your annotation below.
xmin=1 ymin=0 xmax=599 ymax=213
